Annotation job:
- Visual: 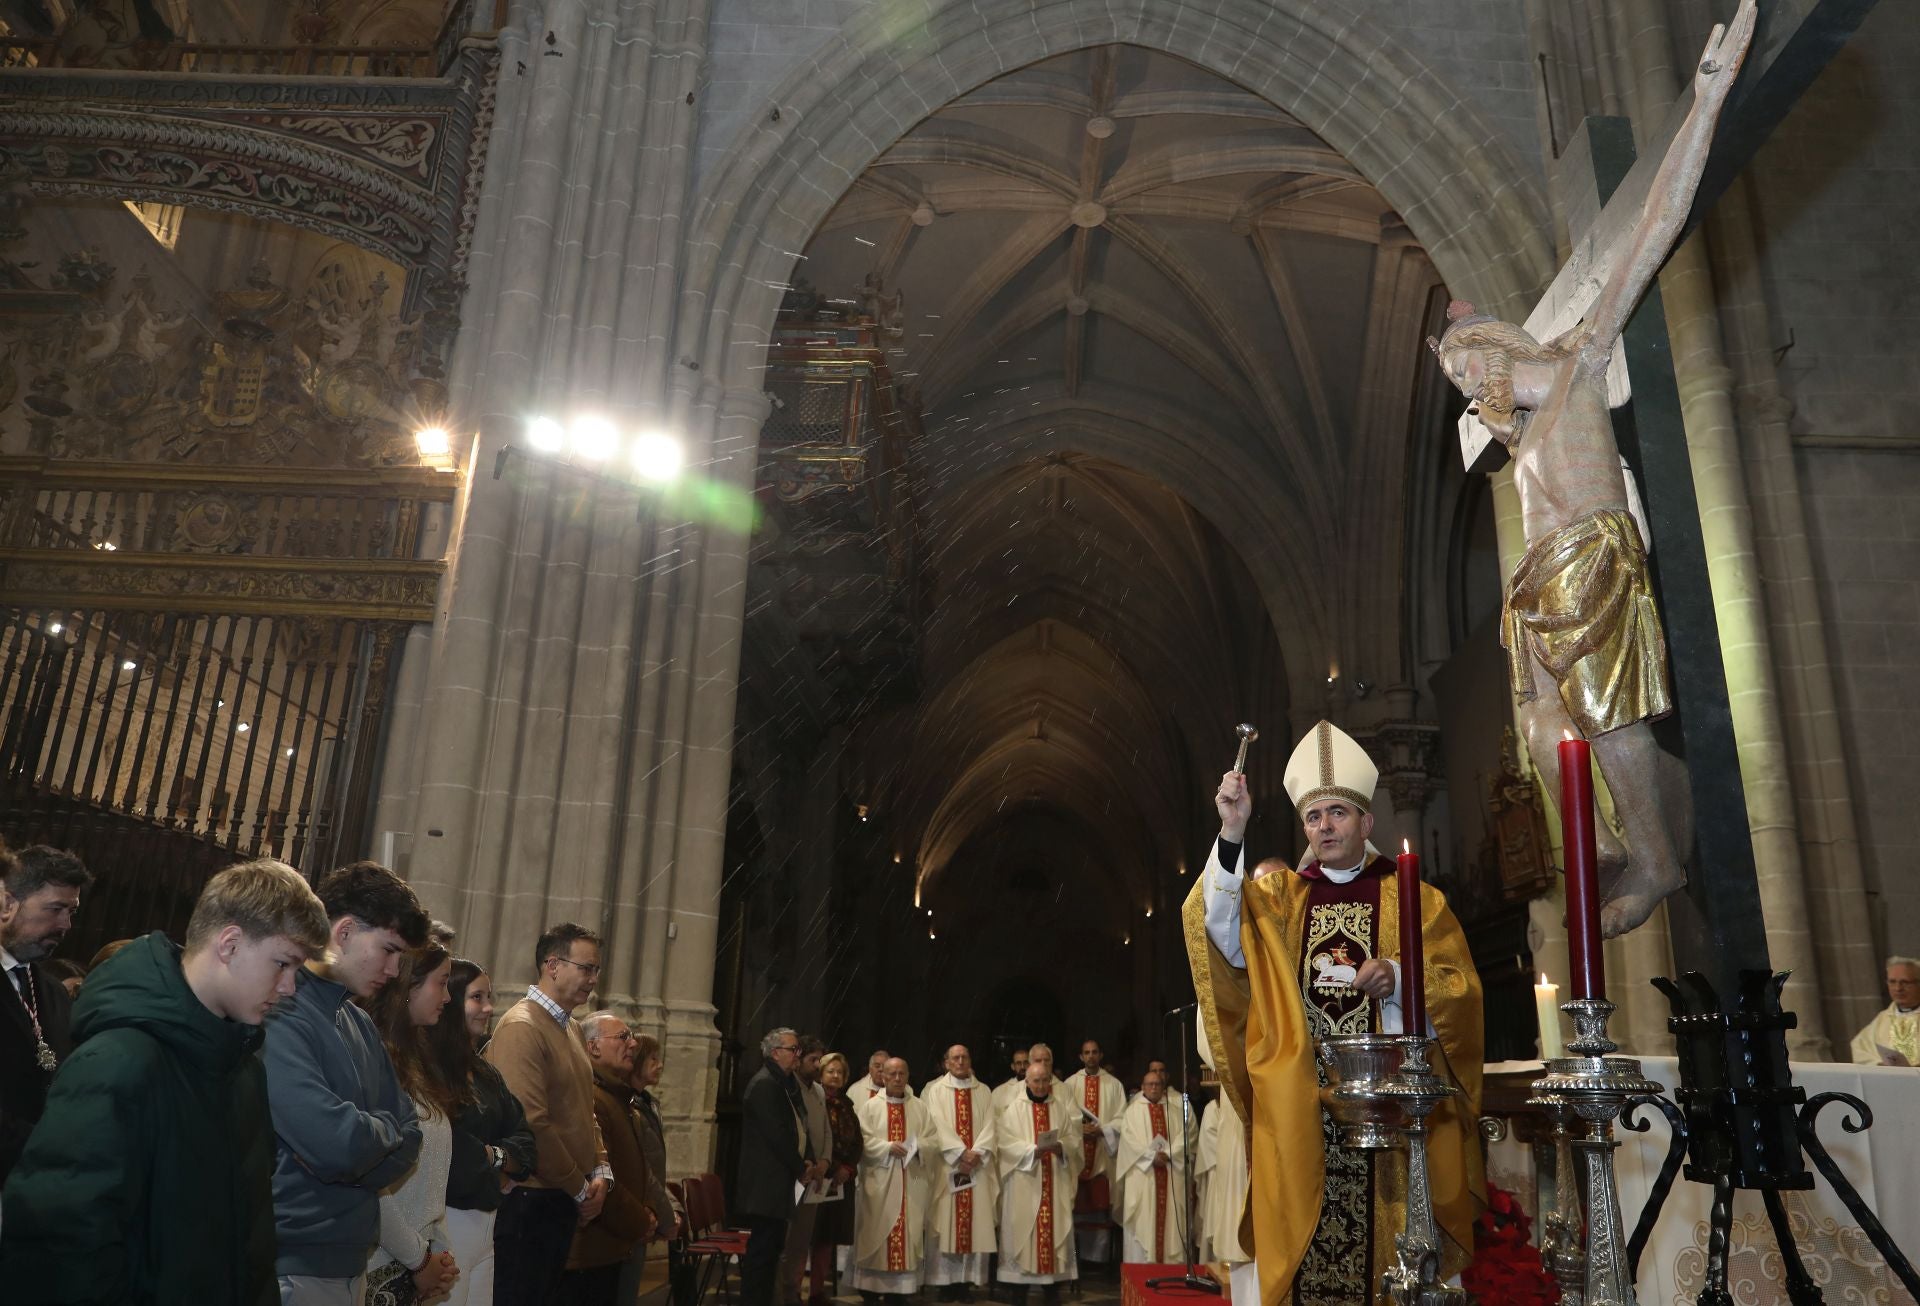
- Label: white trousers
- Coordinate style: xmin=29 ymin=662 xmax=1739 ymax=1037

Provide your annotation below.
xmin=277 ymin=1275 xmax=365 ymax=1306
xmin=442 ymin=1206 xmax=497 ymax=1306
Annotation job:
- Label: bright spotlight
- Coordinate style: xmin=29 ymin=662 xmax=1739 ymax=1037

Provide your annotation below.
xmin=414 ymin=426 xmax=452 ymax=459
xmin=120 ymin=659 xmax=137 ymax=671
xmin=569 ymin=415 xmax=619 ymax=461
xmin=527 ymin=416 xmax=566 ymax=452
xmin=48 ymin=622 xmax=62 ymax=635
xmin=630 ymin=430 xmax=684 ymax=481
xmin=237 ymin=722 xmax=251 ymax=734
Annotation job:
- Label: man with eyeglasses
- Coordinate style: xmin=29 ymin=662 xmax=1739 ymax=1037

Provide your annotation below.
xmin=737 ymin=1027 xmax=826 ymax=1306
xmin=487 ymin=922 xmax=614 ymax=1306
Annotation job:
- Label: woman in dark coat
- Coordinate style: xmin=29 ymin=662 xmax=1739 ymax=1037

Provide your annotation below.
xmin=807 ymin=1052 xmax=864 ymax=1301
xmin=434 ymin=959 xmax=536 ymax=1306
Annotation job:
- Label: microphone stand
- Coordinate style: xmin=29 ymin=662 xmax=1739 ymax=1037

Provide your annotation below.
xmin=1147 ymin=1003 xmax=1221 ymax=1295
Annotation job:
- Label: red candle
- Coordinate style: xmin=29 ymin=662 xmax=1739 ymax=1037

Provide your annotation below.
xmin=1558 ymin=735 xmax=1605 ymax=1000
xmin=1395 ymin=839 xmax=1427 ymax=1036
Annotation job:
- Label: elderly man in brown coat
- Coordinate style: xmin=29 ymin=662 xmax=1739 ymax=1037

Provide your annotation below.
xmin=560 ymin=1011 xmax=659 ymax=1303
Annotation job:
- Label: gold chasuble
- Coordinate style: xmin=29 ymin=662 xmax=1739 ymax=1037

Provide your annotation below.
xmin=1183 ymin=860 xmax=1484 ymax=1305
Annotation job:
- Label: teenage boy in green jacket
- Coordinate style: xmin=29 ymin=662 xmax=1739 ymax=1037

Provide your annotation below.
xmin=0 ymin=858 xmax=331 ymax=1305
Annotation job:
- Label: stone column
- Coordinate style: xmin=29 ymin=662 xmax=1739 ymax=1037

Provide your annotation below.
xmin=378 ymin=0 xmax=732 ymax=1166
xmin=1704 ymin=177 xmax=1882 ymax=1046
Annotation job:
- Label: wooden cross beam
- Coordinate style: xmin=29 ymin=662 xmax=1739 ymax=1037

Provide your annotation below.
xmin=1462 ymin=0 xmax=1882 ymax=471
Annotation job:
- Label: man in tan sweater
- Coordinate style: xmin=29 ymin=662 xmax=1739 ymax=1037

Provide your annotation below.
xmin=485 ymin=922 xmax=612 ymax=1306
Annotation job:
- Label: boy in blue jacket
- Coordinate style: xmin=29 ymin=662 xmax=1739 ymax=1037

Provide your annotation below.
xmin=264 ymin=859 xmax=430 ymax=1305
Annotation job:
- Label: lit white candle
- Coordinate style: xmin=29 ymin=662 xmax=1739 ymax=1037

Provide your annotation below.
xmin=1535 ymin=975 xmax=1565 ymax=1061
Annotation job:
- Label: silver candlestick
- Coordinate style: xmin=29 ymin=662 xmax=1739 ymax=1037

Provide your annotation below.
xmin=1531 ymin=999 xmax=1660 ymax=1306
xmin=1375 ymin=1035 xmax=1466 ymax=1306
xmin=1524 ymin=1090 xmax=1587 ymax=1306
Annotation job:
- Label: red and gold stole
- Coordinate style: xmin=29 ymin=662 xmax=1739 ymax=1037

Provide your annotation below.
xmin=1149 ymin=1100 xmax=1170 ymax=1262
xmin=1081 ymin=1074 xmax=1101 ymax=1178
xmin=1032 ymin=1097 xmax=1056 ymax=1276
xmin=886 ymin=1100 xmax=908 ymax=1272
xmin=953 ymin=1086 xmax=974 ymax=1253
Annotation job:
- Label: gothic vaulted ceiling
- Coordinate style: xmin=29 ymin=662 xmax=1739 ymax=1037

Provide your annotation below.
xmin=776 ymin=43 xmax=1447 ymax=915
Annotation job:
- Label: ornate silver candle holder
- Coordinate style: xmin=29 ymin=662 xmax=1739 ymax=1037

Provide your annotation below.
xmin=1376 ymin=1035 xmax=1465 ymax=1306
xmin=1530 ymin=998 xmax=1661 ymax=1306
xmin=1522 ymin=1090 xmax=1588 ymax=1306
xmin=1318 ymin=1033 xmax=1464 ymax=1306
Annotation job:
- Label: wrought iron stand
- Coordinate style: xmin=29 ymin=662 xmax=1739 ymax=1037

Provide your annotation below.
xmin=1604 ymin=970 xmax=1920 ymax=1306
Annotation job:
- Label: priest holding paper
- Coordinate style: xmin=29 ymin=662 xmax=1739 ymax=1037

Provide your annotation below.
xmin=852 ymin=1058 xmax=939 ymax=1305
xmin=923 ymin=1044 xmax=998 ymax=1300
xmin=1183 ymin=720 xmax=1483 ymax=1306
xmin=995 ymin=1048 xmax=1078 ymax=1304
xmin=1116 ymin=1069 xmax=1191 ymax=1264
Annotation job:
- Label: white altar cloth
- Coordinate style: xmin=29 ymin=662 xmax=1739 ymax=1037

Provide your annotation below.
xmin=1486 ymin=1056 xmax=1920 ymax=1305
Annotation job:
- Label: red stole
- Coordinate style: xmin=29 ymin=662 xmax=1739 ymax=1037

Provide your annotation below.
xmin=1081 ymin=1073 xmax=1101 ymax=1178
xmin=952 ymin=1086 xmax=974 ymax=1253
xmin=1031 ymin=1097 xmax=1056 ymax=1276
xmin=886 ymin=1100 xmax=908 ymax=1272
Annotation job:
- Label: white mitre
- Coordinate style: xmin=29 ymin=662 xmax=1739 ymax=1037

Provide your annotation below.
xmin=1282 ymin=719 xmax=1377 ymax=817
xmin=1282 ymin=720 xmax=1381 ymax=863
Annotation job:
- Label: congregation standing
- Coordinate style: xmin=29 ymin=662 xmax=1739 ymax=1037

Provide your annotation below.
xmin=0 ymin=840 xmax=678 ymax=1306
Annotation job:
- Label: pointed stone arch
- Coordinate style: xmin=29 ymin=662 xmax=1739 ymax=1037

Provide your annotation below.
xmin=677 ymin=0 xmax=1555 ymax=388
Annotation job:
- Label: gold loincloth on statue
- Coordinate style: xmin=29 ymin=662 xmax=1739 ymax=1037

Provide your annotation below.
xmin=1503 ymin=508 xmax=1673 ymax=737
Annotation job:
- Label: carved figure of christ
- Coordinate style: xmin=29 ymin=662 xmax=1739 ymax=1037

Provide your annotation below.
xmin=1431 ymin=0 xmax=1758 ymax=937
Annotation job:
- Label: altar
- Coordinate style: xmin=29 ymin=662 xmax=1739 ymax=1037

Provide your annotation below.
xmin=1484 ymin=1058 xmax=1920 ymax=1305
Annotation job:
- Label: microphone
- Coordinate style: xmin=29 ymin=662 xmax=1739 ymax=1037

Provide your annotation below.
xmin=1164 ymin=1002 xmax=1199 ymax=1016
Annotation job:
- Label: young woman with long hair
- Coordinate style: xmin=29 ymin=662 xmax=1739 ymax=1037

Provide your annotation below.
xmin=360 ymin=943 xmax=462 ymax=1303
xmin=432 ymin=959 xmax=535 ymax=1306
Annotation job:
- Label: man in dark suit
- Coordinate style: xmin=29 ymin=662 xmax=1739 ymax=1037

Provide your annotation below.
xmin=736 ymin=1027 xmax=825 ymax=1306
xmin=0 ymin=843 xmax=92 ymax=1183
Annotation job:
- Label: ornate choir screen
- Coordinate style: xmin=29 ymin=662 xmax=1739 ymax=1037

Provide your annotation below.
xmin=0 ymin=244 xmax=461 ymax=956
xmin=0 ymin=463 xmax=454 ymax=954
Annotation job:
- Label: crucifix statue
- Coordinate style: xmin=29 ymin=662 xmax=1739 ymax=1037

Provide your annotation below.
xmin=1430 ymin=0 xmax=1757 ymax=939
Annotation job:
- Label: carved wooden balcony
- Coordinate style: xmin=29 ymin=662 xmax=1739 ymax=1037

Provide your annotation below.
xmin=0 ymin=0 xmax=507 ymax=285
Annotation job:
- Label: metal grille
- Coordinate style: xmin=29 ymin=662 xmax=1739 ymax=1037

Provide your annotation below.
xmin=0 ymin=605 xmax=387 ymax=947
xmin=761 ymin=379 xmax=857 ymax=448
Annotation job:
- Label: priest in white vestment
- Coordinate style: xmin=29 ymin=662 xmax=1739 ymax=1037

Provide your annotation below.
xmin=853 ymin=1048 xmax=916 ymax=1101
xmin=1195 ymin=1094 xmax=1250 ymax=1266
xmin=1128 ymin=1060 xmax=1186 ymax=1114
xmin=994 ymin=1045 xmax=1052 ymax=1235
xmin=1116 ymin=1069 xmax=1192 ymax=1264
xmin=1060 ymin=1039 xmax=1125 ymax=1264
xmin=989 ymin=1048 xmax=1030 ymax=1115
xmin=1850 ymin=957 xmax=1920 ymax=1066
xmin=922 ymin=1044 xmax=998 ymax=1299
xmin=852 ymin=1058 xmax=939 ymax=1303
xmin=995 ymin=1052 xmax=1079 ymax=1304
